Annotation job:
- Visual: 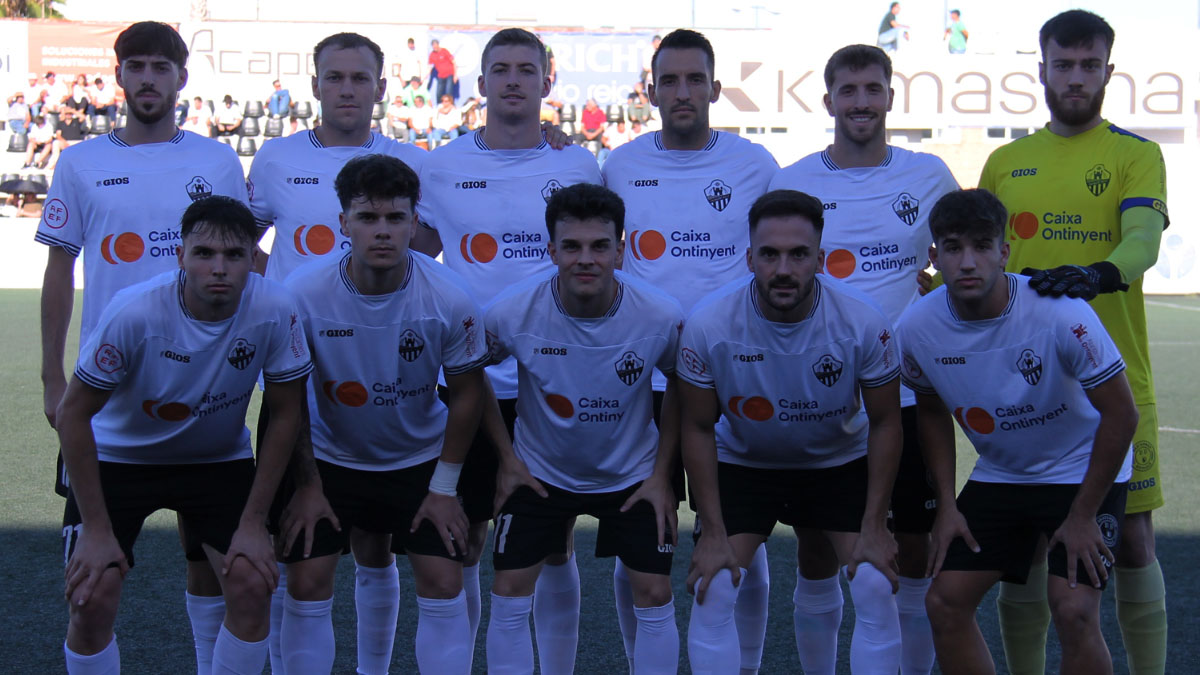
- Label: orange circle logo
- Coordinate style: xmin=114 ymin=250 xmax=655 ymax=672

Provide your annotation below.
xmin=100 ymin=232 xmax=145 ymax=264
xmin=953 ymin=406 xmax=995 ymax=434
xmin=545 ymin=393 xmax=574 ymax=418
xmin=142 ymin=399 xmax=190 ymax=421
xmin=1010 ymin=212 xmax=1038 ymax=240
xmin=460 ymin=233 xmax=498 ymax=264
xmin=825 ymin=249 xmax=856 ymax=278
xmin=294 ymin=224 xmax=337 ymax=256
xmin=629 ymin=230 xmax=666 ymax=261
xmin=322 ymin=380 xmax=368 ymax=407
xmin=727 ymin=395 xmax=774 ymax=421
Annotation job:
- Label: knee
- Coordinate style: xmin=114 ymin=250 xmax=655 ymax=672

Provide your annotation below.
xmin=632 ymin=577 xmax=673 ymax=608
xmin=222 ymin=558 xmax=273 ymax=616
xmin=285 ymin=563 xmax=334 ymax=601
xmin=691 ymin=568 xmax=740 ymax=623
xmin=68 ymin=570 xmax=123 ymax=639
xmin=847 ymin=564 xmax=898 ymax=624
xmin=463 ymin=522 xmax=489 ymax=567
xmin=924 ymin=582 xmax=967 ymax=631
xmin=1049 ymin=593 xmax=1100 ymax=637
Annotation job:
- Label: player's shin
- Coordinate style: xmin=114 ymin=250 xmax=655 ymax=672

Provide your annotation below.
xmin=633 ymin=600 xmax=679 ymax=674
xmin=846 ymin=562 xmax=902 ymax=675
xmin=416 ymin=592 xmax=472 ymax=674
xmin=280 ymin=593 xmax=334 ymax=674
xmin=997 ymin=561 xmax=1050 ymax=675
xmin=735 ymin=544 xmax=770 ymax=674
xmin=186 ymin=591 xmax=225 ymax=675
xmin=533 ymin=552 xmax=581 ymax=674
xmin=486 ymin=593 xmax=535 ymax=674
xmin=355 ymin=561 xmax=400 ymax=675
xmin=686 ymin=568 xmax=743 ymax=675
xmin=793 ymin=570 xmax=842 ymax=675
xmin=614 ymin=558 xmax=638 ymax=670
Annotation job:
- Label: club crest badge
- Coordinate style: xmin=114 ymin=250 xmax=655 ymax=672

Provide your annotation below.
xmin=1016 ymin=348 xmax=1043 ymax=386
xmin=398 ymin=329 xmax=425 ymax=363
xmin=892 ymin=192 xmax=919 ymax=226
xmin=1085 ymin=164 xmax=1111 ymax=197
xmin=541 ymin=179 xmax=565 ymax=203
xmin=704 ymin=179 xmax=732 ymax=212
xmin=615 ymin=350 xmax=645 ymax=386
xmin=812 ymin=354 xmax=843 ymax=387
xmin=186 ymin=176 xmax=213 ymax=202
xmin=227 ymin=338 xmax=256 ymax=370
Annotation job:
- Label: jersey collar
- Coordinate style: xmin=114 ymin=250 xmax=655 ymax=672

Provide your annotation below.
xmin=551 ymin=274 xmax=624 ymax=318
xmin=108 ymin=129 xmax=186 ymax=148
xmin=820 ymin=146 xmax=893 ymax=171
xmin=473 ymin=128 xmax=549 ymax=152
xmin=338 ymin=251 xmax=413 ymax=296
xmin=308 ymin=129 xmax=375 ymax=149
xmin=749 ymin=275 xmax=822 ymax=323
xmin=946 ymin=273 xmax=1018 ymax=323
xmin=653 ymin=129 xmax=719 ymax=152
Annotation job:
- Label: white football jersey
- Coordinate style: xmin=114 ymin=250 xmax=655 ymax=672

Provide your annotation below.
xmin=771 ymin=147 xmax=959 ymax=407
xmin=285 ymin=252 xmax=488 ymax=471
xmin=603 ymin=130 xmax=777 ymax=391
xmin=896 ymin=274 xmax=1132 ymax=484
xmin=36 ymin=130 xmax=248 ymax=350
xmin=75 ymin=270 xmax=313 ymax=464
xmin=485 ymin=271 xmax=683 ymax=493
xmin=420 ymin=131 xmax=602 ymax=398
xmin=678 ymin=275 xmax=899 ymax=470
xmin=248 ymin=130 xmax=428 ymax=282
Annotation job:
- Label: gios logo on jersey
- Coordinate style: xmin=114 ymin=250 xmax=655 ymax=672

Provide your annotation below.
xmin=812 ymin=354 xmax=843 ymax=387
xmin=704 ymin=179 xmax=732 ymax=212
xmin=459 ymin=231 xmax=546 ymax=263
xmin=186 ymin=176 xmax=213 ymax=202
xmin=95 ymin=177 xmax=130 ymax=187
xmin=1016 ymin=348 xmax=1042 ymax=386
xmin=614 ymin=350 xmax=645 ymax=386
xmin=227 ymin=338 xmax=256 ymax=370
xmin=398 ymin=329 xmax=425 ymax=362
xmin=286 ymin=176 xmax=320 ymax=185
xmin=1085 ymin=164 xmax=1111 ymax=197
xmin=892 ymin=192 xmax=920 ymax=226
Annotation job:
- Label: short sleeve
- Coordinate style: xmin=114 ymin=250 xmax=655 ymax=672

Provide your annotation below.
xmin=1054 ymin=299 xmax=1125 ymax=390
xmin=1118 ymin=141 xmax=1169 ymax=225
xmin=247 ymin=150 xmax=274 ymax=227
xmin=442 ymin=291 xmax=489 ymax=375
xmin=977 ymin=153 xmax=998 ymax=194
xmin=655 ymin=306 xmax=684 ymax=376
xmin=895 ymin=323 xmax=936 ymax=395
xmin=858 ymin=310 xmax=901 ymax=388
xmin=676 ymin=317 xmax=715 ymax=388
xmin=35 ymin=153 xmax=83 ymax=256
xmin=483 ymin=301 xmax=509 ymax=365
xmin=416 ymin=163 xmax=441 ymax=231
xmin=74 ymin=295 xmax=141 ymax=390
xmin=262 ymin=295 xmax=314 ymax=384
xmin=215 ymin=149 xmax=250 ymax=205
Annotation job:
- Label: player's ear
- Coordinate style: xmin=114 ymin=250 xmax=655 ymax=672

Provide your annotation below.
xmin=999 ymin=240 xmax=1010 ymax=267
xmin=376 ymin=76 xmax=387 ymax=102
xmin=177 ymin=66 xmax=188 ymax=92
xmin=822 ymin=92 xmax=834 ymax=117
xmin=709 ymin=79 xmax=721 ymax=103
xmin=886 ymin=86 xmax=894 ymax=112
xmin=745 ymin=245 xmax=752 ymax=272
xmin=339 ymin=211 xmax=350 ymax=237
xmin=477 ymin=74 xmax=487 ymax=98
xmin=177 ymin=240 xmax=185 ymax=268
xmin=816 ymin=247 xmax=825 ymax=271
xmin=1103 ymin=62 xmax=1114 ymax=87
xmin=547 ymin=241 xmax=558 ymax=265
xmin=1037 ymin=61 xmax=1046 ymax=86
xmin=541 ymin=74 xmax=551 ymax=99
xmin=114 ymin=63 xmax=124 ymax=91
xmin=311 ymin=74 xmax=320 ymax=101
xmin=647 ymin=83 xmax=658 ymax=108
xmin=928 ymin=243 xmax=940 ymax=270
xmin=615 ymin=237 xmax=625 ymax=270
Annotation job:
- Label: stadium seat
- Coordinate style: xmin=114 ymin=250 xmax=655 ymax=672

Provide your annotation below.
xmin=7 ymin=133 xmax=28 ymax=153
xmin=205 ymin=99 xmax=215 ymax=114
xmin=240 ymin=117 xmax=261 ymax=137
xmin=237 ymin=136 xmax=257 ymax=157
xmin=263 ymin=117 xmax=284 ymax=138
xmin=25 ymin=173 xmax=49 ymax=195
xmin=372 ymin=101 xmax=387 ymax=120
xmin=90 ymin=115 xmax=112 ymax=135
xmin=0 ymin=173 xmax=19 ymax=187
xmin=560 ymin=104 xmax=577 ymax=123
xmin=0 ymin=121 xmax=5 ymax=132
xmin=606 ymin=105 xmax=624 ymax=124
xmin=559 ymin=121 xmax=576 ymax=136
xmin=114 ymin=114 xmax=127 ymax=130
xmin=294 ymin=101 xmax=313 ymax=119
xmin=244 ymin=100 xmax=264 ymax=118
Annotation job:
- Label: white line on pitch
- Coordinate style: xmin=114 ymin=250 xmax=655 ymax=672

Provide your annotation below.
xmin=1150 ymin=341 xmax=1200 ymax=346
xmin=1160 ymin=426 xmax=1200 ymax=435
xmin=1146 ymin=300 xmax=1200 ymax=312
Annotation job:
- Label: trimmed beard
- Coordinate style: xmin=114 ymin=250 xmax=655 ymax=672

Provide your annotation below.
xmin=1045 ymin=85 xmax=1105 ymax=128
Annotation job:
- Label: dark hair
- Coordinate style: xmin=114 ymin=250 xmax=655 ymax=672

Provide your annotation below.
xmin=890 ymin=2 xmax=900 ymax=10
xmin=481 ymin=28 xmax=548 ymax=74
xmin=748 ymin=190 xmax=825 ymax=235
xmin=950 ymin=9 xmax=960 ymax=16
xmin=114 ymin=22 xmax=188 ymax=69
xmin=544 ymin=183 xmax=625 ymax=241
xmin=928 ymin=189 xmax=1008 ymax=242
xmin=223 ymin=94 xmax=233 ymax=104
xmin=1039 ymin=9 xmax=1114 ymax=56
xmin=313 ymin=33 xmax=385 ymax=79
xmin=94 ymin=77 xmax=104 ymax=85
xmin=181 ymin=196 xmax=258 ymax=245
xmin=335 ymin=154 xmax=420 ymax=213
xmin=652 ymin=29 xmax=715 ymax=82
xmin=824 ymin=44 xmax=892 ymax=90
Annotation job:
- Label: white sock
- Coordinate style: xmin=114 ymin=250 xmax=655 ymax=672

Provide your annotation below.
xmin=416 ymin=592 xmax=472 ymax=675
xmin=212 ymin=623 xmax=269 ymax=675
xmin=735 ymin=544 xmax=770 ymax=674
xmin=64 ymin=636 xmax=119 ymax=675
xmin=613 ymin=558 xmax=638 ymax=670
xmin=463 ymin=563 xmax=482 ymax=652
xmin=897 ymin=576 xmax=934 ymax=675
xmin=186 ymin=592 xmax=225 ymax=675
xmin=633 ymin=600 xmax=679 ymax=675
xmin=486 ymin=593 xmax=534 ymax=675
xmin=280 ymin=593 xmax=335 ymax=675
xmin=356 ymin=561 xmax=400 ymax=675
xmin=846 ymin=563 xmax=902 ymax=675
xmin=269 ymin=563 xmax=286 ymax=674
xmin=533 ymin=553 xmax=580 ymax=675
xmin=793 ymin=571 xmax=842 ymax=675
xmin=686 ymin=568 xmax=744 ymax=675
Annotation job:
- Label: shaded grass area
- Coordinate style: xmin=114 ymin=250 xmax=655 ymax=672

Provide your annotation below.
xmin=2 ymin=291 xmax=1198 ymax=672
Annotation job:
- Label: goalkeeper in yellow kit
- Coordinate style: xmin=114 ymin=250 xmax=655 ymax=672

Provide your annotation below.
xmin=978 ymin=9 xmax=1167 ymax=675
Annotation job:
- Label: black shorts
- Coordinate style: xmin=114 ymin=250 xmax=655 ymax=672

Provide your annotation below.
xmin=440 ymin=387 xmax=514 ymax=524
xmin=493 ymin=482 xmax=673 ymax=575
xmin=715 ymin=457 xmax=868 ymax=538
xmin=268 ymin=458 xmax=463 ymax=563
xmin=889 ymin=406 xmax=937 ymax=534
xmin=652 ymin=389 xmax=686 ymax=504
xmin=941 ymin=480 xmax=1128 ymax=588
xmin=62 ymin=459 xmax=255 ymax=567
xmin=55 ymin=450 xmax=69 ymax=497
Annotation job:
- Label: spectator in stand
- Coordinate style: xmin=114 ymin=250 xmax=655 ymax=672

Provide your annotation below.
xmin=540 ymin=78 xmax=564 ymax=126
xmin=7 ymin=92 xmax=30 ymax=134
xmin=42 ymin=71 xmax=68 ymax=115
xmin=398 ymin=76 xmax=422 ymax=108
xmin=407 ymin=94 xmax=433 ymax=147
xmin=877 ymin=2 xmax=911 ymax=53
xmin=630 ymin=118 xmax=646 ymax=138
xmin=581 ymin=98 xmax=605 ymax=142
xmin=400 ymin=37 xmax=424 ymax=88
xmin=944 ymin=9 xmax=969 ymax=54
xmin=461 ymin=97 xmax=482 ymax=131
xmin=639 ymin=35 xmax=661 ymax=87
xmin=64 ymin=74 xmax=90 ymax=114
xmin=88 ymin=77 xmax=117 ymax=118
xmin=182 ymin=96 xmax=214 ymax=136
xmin=266 ymin=79 xmax=296 ymax=134
xmin=431 ymin=93 xmax=463 ymax=144
xmin=50 ymin=106 xmax=86 ymax=169
xmin=427 ymin=38 xmax=458 ymax=104
xmin=24 ymin=114 xmax=56 ymax=169
xmin=386 ymin=94 xmax=410 ymax=141
xmin=25 ymin=73 xmax=45 ymax=116
xmin=627 ymin=80 xmax=652 ymax=124
xmin=605 ymin=118 xmax=632 ymax=152
xmin=214 ymin=94 xmax=242 ymax=136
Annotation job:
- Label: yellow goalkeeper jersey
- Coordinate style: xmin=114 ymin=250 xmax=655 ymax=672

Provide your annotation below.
xmin=979 ymin=121 xmax=1168 ymax=406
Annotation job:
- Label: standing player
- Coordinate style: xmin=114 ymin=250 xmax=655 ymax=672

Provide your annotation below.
xmin=770 ymin=44 xmax=959 ymax=675
xmin=978 ymin=11 xmax=1168 ymax=674
xmin=36 ymin=21 xmax=248 ymax=674
xmin=898 ymin=188 xmax=1137 ymax=675
xmin=411 ymin=27 xmax=601 ymax=670
xmin=681 ymin=190 xmax=902 ymax=675
xmin=246 ymin=31 xmax=429 ymax=674
xmin=57 ymin=196 xmax=312 ymax=674
xmin=601 ymin=30 xmax=778 ymax=672
xmin=484 ymin=183 xmax=684 ymax=674
xmin=276 ymin=154 xmax=486 ymax=674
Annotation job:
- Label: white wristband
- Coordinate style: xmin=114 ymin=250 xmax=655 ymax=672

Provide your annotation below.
xmin=428 ymin=460 xmax=463 ymax=496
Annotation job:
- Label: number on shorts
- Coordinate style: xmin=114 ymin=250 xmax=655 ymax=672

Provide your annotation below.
xmin=495 ymin=513 xmax=513 ymax=554
xmin=62 ymin=524 xmax=83 ymax=566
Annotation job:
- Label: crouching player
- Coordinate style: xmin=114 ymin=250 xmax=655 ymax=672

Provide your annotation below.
xmin=57 ymin=196 xmax=312 ymax=674
xmin=680 ymin=189 xmax=903 ymax=675
xmin=484 ymin=183 xmax=685 ymax=674
xmin=275 ymin=154 xmax=487 ymax=674
xmin=896 ymin=189 xmax=1137 ymax=675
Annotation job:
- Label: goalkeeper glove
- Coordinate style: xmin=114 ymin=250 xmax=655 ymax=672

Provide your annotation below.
xmin=1020 ymin=261 xmax=1129 ymax=301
